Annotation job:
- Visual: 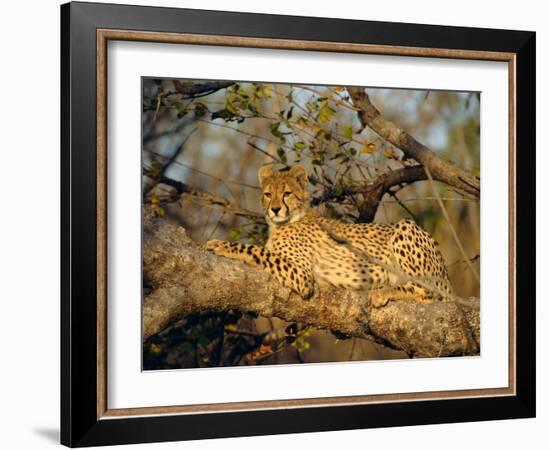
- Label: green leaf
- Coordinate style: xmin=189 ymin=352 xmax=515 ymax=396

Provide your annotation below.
xmin=194 ymin=102 xmax=207 ymax=118
xmin=277 ymin=147 xmax=287 ymax=163
xmin=211 ymin=109 xmax=234 ymax=121
xmin=318 ymin=105 xmax=336 ymax=123
xmin=342 ymin=125 xmax=353 ymax=139
xmin=294 ymin=141 xmax=306 ymax=150
xmin=237 ymin=89 xmax=250 ymax=99
xmin=270 ymin=122 xmax=284 ymax=139
xmin=228 ymin=228 xmax=241 ymax=241
xmin=210 ymin=108 xmax=245 ymax=123
xmin=262 ymin=84 xmax=272 ymax=98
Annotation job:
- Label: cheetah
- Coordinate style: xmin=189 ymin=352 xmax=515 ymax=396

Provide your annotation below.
xmin=206 ymin=165 xmax=453 ymax=307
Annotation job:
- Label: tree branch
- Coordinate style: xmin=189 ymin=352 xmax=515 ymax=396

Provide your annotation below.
xmin=310 ymin=165 xmax=428 ymax=222
xmin=152 ymin=174 xmax=264 ymax=223
xmin=347 ymin=87 xmax=480 ymax=198
xmin=355 ymin=165 xmax=428 ymax=222
xmin=171 ymin=80 xmax=235 ymax=98
xmin=151 ymin=165 xmax=450 ymax=226
xmin=143 ymin=208 xmax=479 ymax=357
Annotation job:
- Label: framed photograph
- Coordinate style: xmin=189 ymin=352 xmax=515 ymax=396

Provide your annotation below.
xmin=61 ymin=1 xmax=535 ymax=447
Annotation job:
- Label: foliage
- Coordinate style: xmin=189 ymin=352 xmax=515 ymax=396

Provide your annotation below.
xmin=142 ymin=79 xmax=480 ymax=368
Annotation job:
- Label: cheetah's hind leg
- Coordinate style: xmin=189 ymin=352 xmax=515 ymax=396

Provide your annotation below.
xmin=368 ymin=283 xmax=434 ymax=308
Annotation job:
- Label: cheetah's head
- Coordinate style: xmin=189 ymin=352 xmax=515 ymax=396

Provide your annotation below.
xmin=258 ymin=165 xmax=310 ymax=227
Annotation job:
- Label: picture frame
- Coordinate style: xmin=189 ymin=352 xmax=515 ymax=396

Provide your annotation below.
xmin=61 ymin=1 xmax=536 ymax=447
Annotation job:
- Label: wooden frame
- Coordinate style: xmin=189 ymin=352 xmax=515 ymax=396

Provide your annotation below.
xmin=61 ymin=1 xmax=535 ymax=447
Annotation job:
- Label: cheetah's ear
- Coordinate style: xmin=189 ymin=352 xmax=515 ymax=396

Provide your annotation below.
xmin=289 ymin=165 xmax=308 ymax=190
xmin=258 ymin=165 xmax=274 ymax=187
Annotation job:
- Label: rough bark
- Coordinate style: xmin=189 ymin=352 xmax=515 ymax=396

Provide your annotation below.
xmin=143 ymin=209 xmax=480 ymax=357
xmin=347 ymin=87 xmax=480 ymax=199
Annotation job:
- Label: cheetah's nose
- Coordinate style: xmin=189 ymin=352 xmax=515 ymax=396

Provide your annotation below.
xmin=271 ymin=207 xmax=281 ymax=215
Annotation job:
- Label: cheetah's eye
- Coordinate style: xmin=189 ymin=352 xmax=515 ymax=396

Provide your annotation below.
xmin=283 ymin=191 xmax=292 ymax=197
xmin=264 ymin=192 xmax=272 ymax=198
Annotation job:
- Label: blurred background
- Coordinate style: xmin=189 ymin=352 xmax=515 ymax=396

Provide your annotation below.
xmin=142 ymin=78 xmax=480 ymax=370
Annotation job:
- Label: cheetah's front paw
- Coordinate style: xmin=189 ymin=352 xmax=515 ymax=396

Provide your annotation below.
xmin=205 ymin=239 xmax=229 ymax=256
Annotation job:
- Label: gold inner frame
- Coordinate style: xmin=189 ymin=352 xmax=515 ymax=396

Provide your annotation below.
xmin=96 ymin=29 xmax=517 ymax=420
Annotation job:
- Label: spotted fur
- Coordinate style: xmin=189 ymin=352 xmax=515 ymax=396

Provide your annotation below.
xmin=206 ymin=165 xmax=453 ymax=306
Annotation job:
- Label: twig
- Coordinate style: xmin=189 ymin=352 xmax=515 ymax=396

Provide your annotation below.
xmin=388 ymin=191 xmax=419 ymax=222
xmin=159 ymin=128 xmax=198 ymax=178
xmin=423 ymin=167 xmax=480 ymax=283
xmin=448 ymin=254 xmax=480 ymax=268
xmin=246 ymin=141 xmax=278 ymax=162
xmin=146 ymin=150 xmax=259 ymax=191
xmin=143 ymin=118 xmax=189 ymax=145
xmin=196 ymin=119 xmax=282 ymax=161
xmin=224 ymin=328 xmax=266 ymax=338
xmin=206 ymin=212 xmax=226 ymax=241
xmin=381 ymin=196 xmax=477 ymax=203
xmin=171 ymin=80 xmax=234 ymax=98
xmin=348 ymin=338 xmax=357 ymax=360
xmin=146 ymin=172 xmax=265 ymax=223
xmin=293 ymin=84 xmax=359 ymax=112
xmin=152 ymin=88 xmax=163 ymax=123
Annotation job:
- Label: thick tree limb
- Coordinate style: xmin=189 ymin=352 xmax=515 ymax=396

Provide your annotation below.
xmin=347 ymin=87 xmax=480 ymax=198
xmin=143 ymin=209 xmax=479 ymax=357
xmin=355 ymin=165 xmax=428 ymax=222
